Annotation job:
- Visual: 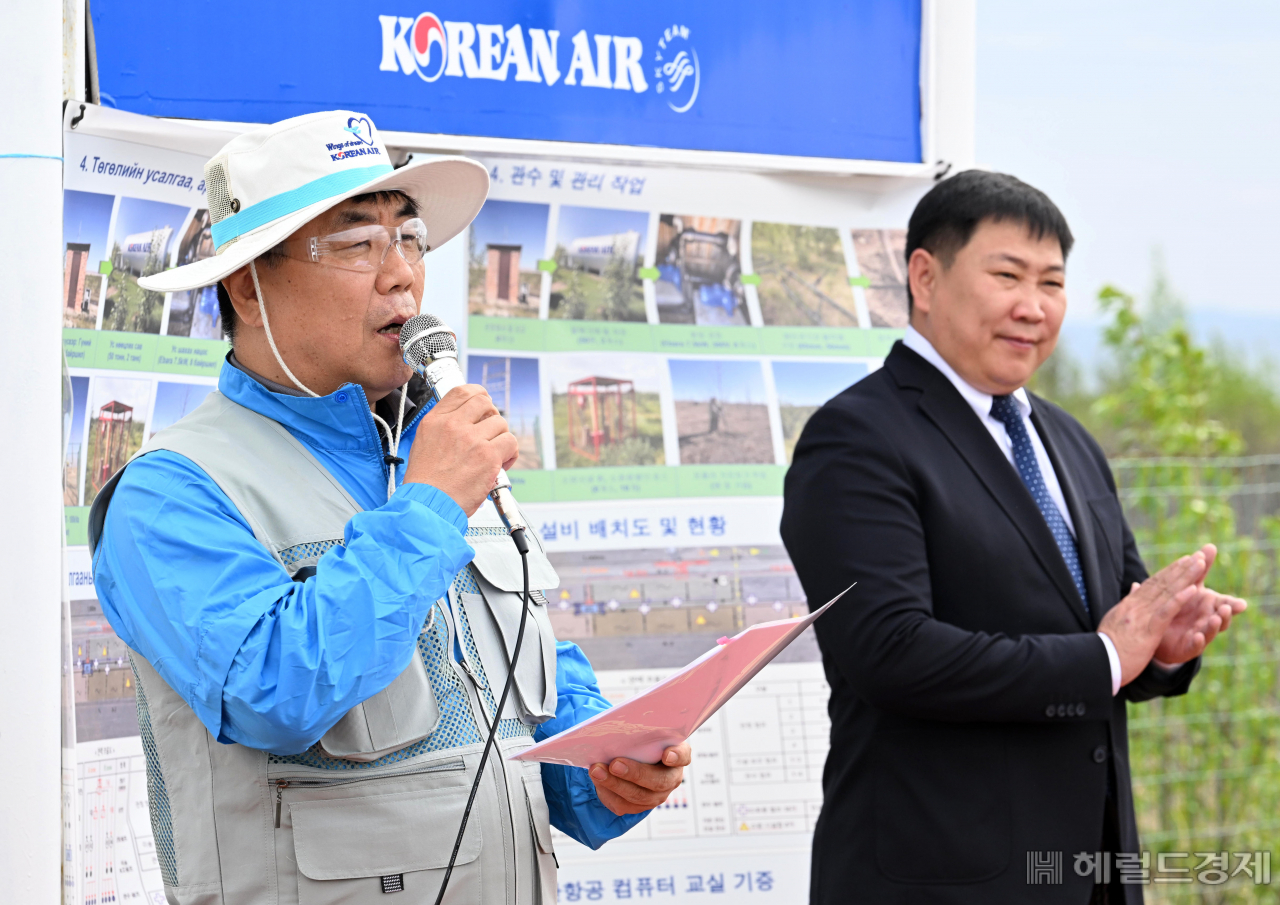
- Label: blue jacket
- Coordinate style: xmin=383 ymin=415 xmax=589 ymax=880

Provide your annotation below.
xmin=92 ymin=360 xmax=644 ymax=849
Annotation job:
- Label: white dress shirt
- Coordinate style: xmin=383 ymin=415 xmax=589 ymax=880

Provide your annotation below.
xmin=902 ymin=327 xmax=1123 ymax=695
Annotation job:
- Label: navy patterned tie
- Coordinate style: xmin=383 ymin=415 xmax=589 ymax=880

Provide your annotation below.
xmin=989 ymin=394 xmax=1089 ymax=613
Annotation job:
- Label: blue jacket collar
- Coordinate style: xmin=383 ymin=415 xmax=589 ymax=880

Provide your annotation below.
xmin=218 ymin=354 xmax=426 ymax=453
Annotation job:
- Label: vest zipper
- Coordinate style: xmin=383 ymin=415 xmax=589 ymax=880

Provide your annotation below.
xmin=272 ymin=758 xmax=466 ymax=828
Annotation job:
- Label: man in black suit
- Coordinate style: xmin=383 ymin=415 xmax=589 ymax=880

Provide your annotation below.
xmin=782 ymin=171 xmax=1247 ymax=904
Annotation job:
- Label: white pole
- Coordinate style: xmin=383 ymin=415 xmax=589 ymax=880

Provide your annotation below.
xmin=0 ymin=1 xmax=69 ymax=900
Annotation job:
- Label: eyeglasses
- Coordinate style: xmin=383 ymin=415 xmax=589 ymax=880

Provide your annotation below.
xmin=283 ymin=217 xmax=429 ymax=272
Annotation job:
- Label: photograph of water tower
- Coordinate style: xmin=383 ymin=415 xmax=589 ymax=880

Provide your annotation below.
xmin=545 ymin=351 xmax=665 ymax=467
xmin=467 ymin=199 xmax=549 ymax=319
xmin=83 ymin=376 xmax=153 ymax=505
xmin=669 ymin=358 xmax=774 ymax=464
xmin=752 ymin=222 xmax=860 ymax=327
xmin=103 ymin=197 xmax=190 ymax=334
xmin=466 ymin=354 xmax=543 ymax=469
xmin=653 ymin=213 xmax=748 ymax=325
xmin=549 ymin=205 xmax=648 ymax=322
xmin=544 ymin=544 xmax=815 ymax=671
xmin=772 ymin=360 xmax=869 ymax=462
xmin=62 ymin=190 xmax=114 ymax=330
xmin=850 ymin=228 xmax=909 ymax=327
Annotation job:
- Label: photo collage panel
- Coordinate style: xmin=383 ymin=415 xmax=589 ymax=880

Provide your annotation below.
xmin=60 ymin=189 xmax=226 ymax=340
xmin=468 ymin=200 xmax=909 ymax=331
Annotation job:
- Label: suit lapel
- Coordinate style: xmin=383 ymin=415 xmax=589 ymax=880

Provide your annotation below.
xmin=886 ymin=344 xmax=1092 ymax=631
xmin=1030 ymin=400 xmax=1110 ymax=629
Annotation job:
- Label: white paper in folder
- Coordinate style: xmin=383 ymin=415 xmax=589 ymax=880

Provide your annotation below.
xmin=509 ymin=589 xmax=848 ymax=768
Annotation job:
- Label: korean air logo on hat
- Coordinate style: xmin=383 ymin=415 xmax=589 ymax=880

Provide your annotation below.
xmin=409 ymin=12 xmax=447 ymax=81
xmin=324 ymin=115 xmax=385 ymax=161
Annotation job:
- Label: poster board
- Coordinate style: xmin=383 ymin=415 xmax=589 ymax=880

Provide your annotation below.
xmin=57 ymin=100 xmax=935 ymax=902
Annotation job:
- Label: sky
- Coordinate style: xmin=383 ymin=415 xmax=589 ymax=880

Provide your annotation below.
xmin=466 ymin=355 xmax=541 ymax=430
xmin=111 ymin=197 xmax=190 ymax=260
xmin=556 ymin=205 xmax=649 ymax=249
xmin=67 ymin=376 xmax=89 ymax=450
xmin=772 ymin=361 xmax=869 ymax=408
xmin=63 ymin=190 xmax=115 ymax=268
xmin=150 ymin=381 xmax=215 ymax=435
xmin=89 ymin=376 xmax=152 ymax=423
xmin=470 ymin=200 xmax=549 ymax=269
xmin=977 ymin=1 xmax=1280 ymax=354
xmin=544 ymin=351 xmax=664 ymax=394
xmin=668 ymin=359 xmax=766 ymax=405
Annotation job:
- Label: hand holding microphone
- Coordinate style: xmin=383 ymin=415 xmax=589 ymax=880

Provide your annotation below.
xmin=399 ymin=314 xmax=528 ymax=546
xmin=403 ymin=383 xmax=517 ymax=516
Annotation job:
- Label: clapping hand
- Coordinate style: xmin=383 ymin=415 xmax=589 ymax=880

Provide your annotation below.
xmin=1151 ymin=544 xmax=1247 ymax=667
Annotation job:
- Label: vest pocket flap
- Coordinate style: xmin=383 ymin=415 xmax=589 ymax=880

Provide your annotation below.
xmin=468 ymin=533 xmax=560 ymax=591
xmin=292 ymin=786 xmax=482 ymax=880
xmin=318 ymin=655 xmax=440 ymax=761
xmin=472 ymin=571 xmax=559 ymax=721
xmin=460 ymin=587 xmax=558 ymax=724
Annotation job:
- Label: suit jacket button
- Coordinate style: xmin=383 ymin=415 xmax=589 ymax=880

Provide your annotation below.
xmin=1046 ymin=705 xmax=1056 ymax=717
xmin=1066 ymin=704 xmax=1076 ymax=716
xmin=1057 ymin=704 xmax=1067 ymax=717
xmin=1093 ymin=746 xmax=1108 ymax=763
xmin=1077 ymin=702 xmax=1086 ymax=716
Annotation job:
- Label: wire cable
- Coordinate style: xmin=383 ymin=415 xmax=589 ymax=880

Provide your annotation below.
xmin=433 ymin=527 xmax=532 ymax=905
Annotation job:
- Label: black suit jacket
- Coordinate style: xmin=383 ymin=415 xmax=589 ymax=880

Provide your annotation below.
xmin=781 ymin=342 xmax=1199 ymax=905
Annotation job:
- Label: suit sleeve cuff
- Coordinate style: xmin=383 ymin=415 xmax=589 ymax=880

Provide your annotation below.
xmin=1097 ymin=632 xmax=1122 ymax=696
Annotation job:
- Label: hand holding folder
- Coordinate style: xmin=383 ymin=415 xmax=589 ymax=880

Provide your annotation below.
xmin=510 ymin=590 xmax=847 ymax=768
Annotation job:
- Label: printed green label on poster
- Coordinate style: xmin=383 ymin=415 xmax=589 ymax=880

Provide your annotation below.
xmin=761 ymin=327 xmax=899 ymax=357
xmin=507 ymin=465 xmax=785 ymax=502
xmin=548 ymin=466 xmax=679 ymax=501
xmin=544 ymin=320 xmax=653 ymax=352
xmin=468 ymin=316 xmax=900 ymax=358
xmin=65 ymin=507 xmax=90 ymax=547
xmin=62 ymin=329 xmax=228 ymax=376
xmin=467 ymin=317 xmax=545 ymax=352
xmin=653 ymin=325 xmax=764 ymax=355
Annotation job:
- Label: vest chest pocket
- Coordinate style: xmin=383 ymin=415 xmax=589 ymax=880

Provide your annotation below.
xmin=459 ymin=576 xmax=559 ymax=725
xmin=289 ymin=782 xmax=482 ymax=905
xmin=319 ymin=653 xmax=441 ymax=761
xmin=460 ymin=530 xmax=559 ymax=726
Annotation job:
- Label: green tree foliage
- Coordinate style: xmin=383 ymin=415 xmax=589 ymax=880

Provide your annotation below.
xmin=603 ymin=249 xmax=635 ymax=322
xmin=1036 ymin=283 xmax=1280 ymax=902
xmin=1091 ymin=284 xmax=1243 ymax=458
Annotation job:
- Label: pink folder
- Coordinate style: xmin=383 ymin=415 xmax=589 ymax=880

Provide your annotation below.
xmin=509 ymin=590 xmax=847 ymax=768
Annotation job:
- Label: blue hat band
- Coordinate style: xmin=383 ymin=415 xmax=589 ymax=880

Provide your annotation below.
xmin=211 ymin=164 xmax=395 ymax=251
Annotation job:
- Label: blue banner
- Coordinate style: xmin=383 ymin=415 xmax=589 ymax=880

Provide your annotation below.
xmin=91 ymin=1 xmax=922 ymax=162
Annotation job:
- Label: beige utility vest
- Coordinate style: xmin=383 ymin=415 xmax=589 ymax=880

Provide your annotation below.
xmin=89 ymin=391 xmax=563 ymax=905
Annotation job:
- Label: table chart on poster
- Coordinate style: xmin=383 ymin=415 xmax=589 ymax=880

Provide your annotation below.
xmin=75 ymin=736 xmax=167 ymax=905
xmin=554 ymin=661 xmax=831 ymax=845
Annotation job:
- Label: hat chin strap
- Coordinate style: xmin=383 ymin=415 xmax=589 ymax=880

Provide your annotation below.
xmin=249 ymin=260 xmax=409 ymax=502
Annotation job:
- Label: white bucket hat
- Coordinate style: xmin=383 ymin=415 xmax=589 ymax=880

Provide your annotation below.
xmin=138 ymin=109 xmax=488 ymax=292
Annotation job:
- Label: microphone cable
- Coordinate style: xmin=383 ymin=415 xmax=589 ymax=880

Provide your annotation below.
xmin=433 ymin=527 xmax=533 ymax=905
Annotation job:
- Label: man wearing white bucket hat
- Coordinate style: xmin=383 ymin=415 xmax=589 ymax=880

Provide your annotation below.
xmin=88 ymin=111 xmax=689 ymax=905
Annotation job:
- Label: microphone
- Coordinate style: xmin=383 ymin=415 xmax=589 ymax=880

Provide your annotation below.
xmin=399 ymin=313 xmax=530 ymax=553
